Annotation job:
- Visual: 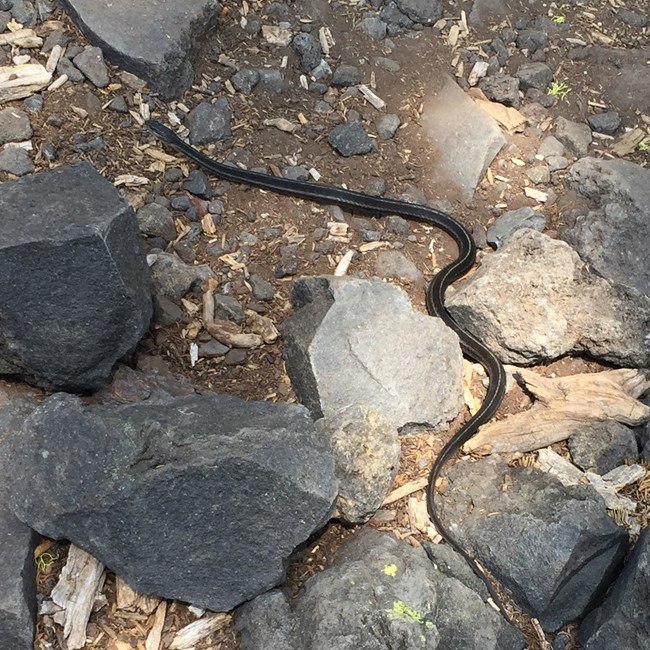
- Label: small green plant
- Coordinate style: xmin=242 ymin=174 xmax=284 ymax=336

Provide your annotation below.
xmin=36 ymin=551 xmax=59 ymax=573
xmin=638 ymin=140 xmax=649 ymax=152
xmin=548 ymin=81 xmax=571 ymax=100
xmin=552 ymin=15 xmax=566 ymax=24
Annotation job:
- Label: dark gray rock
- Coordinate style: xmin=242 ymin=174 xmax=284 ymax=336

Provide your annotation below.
xmin=152 ymin=292 xmax=183 ymax=325
xmin=479 ymin=73 xmax=520 ymax=106
xmin=292 ymin=32 xmax=322 ymax=72
xmin=187 ymin=99 xmax=232 ymax=145
xmin=0 ymin=148 xmax=34 ymax=176
xmin=331 ymin=64 xmax=362 ymax=87
xmin=1 ymin=392 xmax=338 ymax=611
xmin=0 ymin=163 xmax=151 ymax=392
xmin=395 ymin=0 xmax=442 ymax=25
xmin=316 ymin=406 xmax=399 ymax=523
xmin=359 ymin=14 xmax=387 ymax=40
xmin=22 ymin=94 xmax=43 ymax=113
xmin=282 ymin=166 xmax=310 ymax=182
xmin=56 ymin=57 xmax=85 ymax=83
xmin=437 ymin=455 xmax=628 ymax=632
xmin=107 ymin=95 xmax=129 ymax=113
xmin=515 ymin=62 xmax=553 ymax=91
xmin=385 ymin=215 xmax=409 ymax=235
xmin=274 ymin=244 xmax=299 ymax=278
xmin=587 ymin=111 xmax=620 ymax=135
xmin=183 ymin=169 xmax=212 ymax=199
xmin=375 ymin=56 xmax=400 ymax=72
xmin=214 ymin=294 xmax=245 ymax=324
xmin=231 ymin=67 xmax=260 ymax=94
xmin=376 ymin=113 xmax=400 ymax=140
xmin=516 ymin=29 xmax=548 ymax=53
xmin=579 ymin=526 xmax=650 ymax=649
xmin=257 ymin=68 xmax=284 ymax=93
xmin=9 ymin=0 xmax=36 ymax=25
xmin=137 ymin=203 xmax=176 ymax=241
xmin=198 ymin=339 xmax=229 ymax=358
xmin=149 ymin=251 xmax=215 ymax=302
xmin=486 ymin=207 xmax=545 ymax=248
xmin=73 ymin=46 xmax=110 ymax=87
xmin=490 ymin=37 xmax=509 ymax=66
xmin=447 ymin=229 xmax=650 ymax=367
xmin=250 ymin=274 xmax=275 ymax=301
xmin=468 ymin=0 xmax=509 ymax=29
xmin=235 ymin=528 xmax=524 ymax=650
xmin=0 ymin=108 xmax=32 ymax=145
xmin=420 ymin=74 xmax=505 ymax=198
xmin=380 ymin=1 xmax=413 ymax=34
xmin=0 ymin=10 xmax=10 ymax=30
xmin=57 ymin=0 xmax=221 ymax=98
xmin=569 ymin=422 xmax=639 ymax=474
xmin=554 ymin=116 xmax=592 ymax=157
xmin=170 ymin=194 xmax=191 ymax=211
xmin=0 ymin=388 xmax=39 ymax=650
xmin=40 ymin=142 xmax=56 ymax=162
xmin=281 ymin=276 xmax=463 ymax=430
xmin=327 ymin=121 xmax=373 ymax=157
xmin=565 ymin=157 xmax=650 ymax=296
xmin=616 ymin=8 xmax=648 ymax=28
xmin=0 ymin=502 xmax=37 ymax=650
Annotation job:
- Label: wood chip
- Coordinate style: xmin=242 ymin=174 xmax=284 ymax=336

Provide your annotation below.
xmin=611 ymin=128 xmax=646 ymax=156
xmin=334 ymin=249 xmax=354 ymax=276
xmin=144 ymin=147 xmax=178 ymax=163
xmin=115 ymin=576 xmax=160 ymax=614
xmin=45 ymin=44 xmax=64 ymax=74
xmin=318 ymin=26 xmax=335 ymax=55
xmin=263 ymin=117 xmax=298 ymax=133
xmin=358 ymin=84 xmax=386 ymax=110
xmin=113 ymin=174 xmax=150 ymax=187
xmin=474 ymin=97 xmax=527 ymax=132
xmin=358 ymin=241 xmax=386 ymax=252
xmin=51 ymin=546 xmax=105 ymax=650
xmin=201 ymin=213 xmax=217 ymax=236
xmin=246 ymin=310 xmax=279 ymax=344
xmin=145 ymin=601 xmax=167 ymax=650
xmin=408 ymin=495 xmax=440 ymax=540
xmin=170 ymin=614 xmax=231 ymax=650
xmin=0 ymin=28 xmax=42 ymax=48
xmin=448 ymin=23 xmax=460 ymax=47
xmin=524 ymin=187 xmax=548 ymax=202
xmin=464 ymin=368 xmax=650 ymax=455
xmin=262 ymin=25 xmax=293 ymax=46
xmin=0 ymin=63 xmax=52 ymax=104
xmin=382 ymin=477 xmax=429 ymax=505
xmin=205 ymin=320 xmax=262 ymax=349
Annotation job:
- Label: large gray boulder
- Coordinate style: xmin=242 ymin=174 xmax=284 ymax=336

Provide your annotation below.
xmin=579 ymin=526 xmax=650 ymax=649
xmin=0 ymin=162 xmax=152 ymax=392
xmin=2 ymin=392 xmax=338 ymax=611
xmin=282 ymin=276 xmax=464 ymax=431
xmin=565 ymin=157 xmax=650 ymax=296
xmin=235 ymin=528 xmax=525 ymax=649
xmin=447 ymin=229 xmax=650 ymax=367
xmin=436 ymin=455 xmax=629 ymax=632
xmin=57 ymin=0 xmax=221 ymax=98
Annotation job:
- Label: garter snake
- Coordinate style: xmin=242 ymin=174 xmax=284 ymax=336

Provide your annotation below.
xmin=146 ymin=119 xmax=508 ymax=610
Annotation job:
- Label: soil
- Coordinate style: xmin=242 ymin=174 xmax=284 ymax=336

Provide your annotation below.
xmin=4 ymin=0 xmax=647 ymax=648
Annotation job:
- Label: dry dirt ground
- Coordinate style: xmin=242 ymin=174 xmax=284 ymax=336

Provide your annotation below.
xmin=12 ymin=0 xmax=649 ymax=649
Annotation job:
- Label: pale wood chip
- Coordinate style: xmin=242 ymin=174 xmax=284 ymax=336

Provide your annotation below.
xmin=0 ymin=63 xmax=51 ymax=104
xmin=263 ymin=117 xmax=298 ymax=133
xmin=246 ymin=310 xmax=279 ymax=343
xmin=382 ymin=477 xmax=428 ymax=505
xmin=51 ymin=546 xmax=106 ymax=650
xmin=611 ymin=128 xmax=646 ymax=156
xmin=334 ymin=249 xmax=355 ymax=276
xmin=474 ymin=97 xmax=527 ymax=132
xmin=524 ymin=187 xmax=548 ymax=202
xmin=205 ymin=321 xmax=262 ymax=349
xmin=145 ymin=602 xmax=167 ymax=650
xmin=262 ymin=25 xmax=293 ymax=46
xmin=170 ymin=614 xmax=231 ymax=650
xmin=113 ymin=174 xmax=150 ymax=187
xmin=0 ymin=28 xmax=42 ymax=48
xmin=465 ymin=368 xmax=650 ymax=455
xmin=358 ymin=84 xmax=386 ymax=110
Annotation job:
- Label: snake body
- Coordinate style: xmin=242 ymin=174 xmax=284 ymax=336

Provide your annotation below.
xmin=146 ymin=119 xmax=507 ymax=607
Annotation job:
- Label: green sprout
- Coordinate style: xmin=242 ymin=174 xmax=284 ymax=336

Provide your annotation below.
xmin=548 ymin=81 xmax=571 ymax=100
xmin=552 ymin=15 xmax=566 ymax=24
xmin=638 ymin=140 xmax=649 ymax=152
xmin=36 ymin=551 xmax=59 ymax=573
